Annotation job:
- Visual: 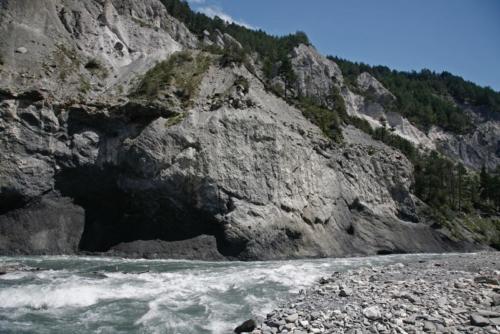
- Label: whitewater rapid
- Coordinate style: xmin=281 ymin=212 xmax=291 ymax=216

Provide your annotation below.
xmin=0 ymin=254 xmax=452 ymax=333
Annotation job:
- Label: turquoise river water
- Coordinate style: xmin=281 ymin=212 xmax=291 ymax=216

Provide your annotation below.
xmin=0 ymin=253 xmax=455 ymax=333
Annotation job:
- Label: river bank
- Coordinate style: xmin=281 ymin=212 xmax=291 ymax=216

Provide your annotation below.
xmin=251 ymin=252 xmax=499 ymax=334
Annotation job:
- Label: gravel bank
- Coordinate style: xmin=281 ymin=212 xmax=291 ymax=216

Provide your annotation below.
xmin=251 ymin=253 xmax=500 ymax=333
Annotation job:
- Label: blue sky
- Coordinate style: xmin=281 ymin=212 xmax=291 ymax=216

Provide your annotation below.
xmin=188 ymin=0 xmax=500 ymax=91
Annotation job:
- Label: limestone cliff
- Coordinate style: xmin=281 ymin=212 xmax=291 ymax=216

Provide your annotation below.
xmin=285 ymin=44 xmax=499 ymax=171
xmin=0 ymin=0 xmax=490 ymax=259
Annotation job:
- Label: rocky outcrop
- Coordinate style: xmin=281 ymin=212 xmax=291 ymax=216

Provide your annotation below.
xmin=430 ymin=121 xmax=500 ymax=171
xmin=0 ymin=195 xmax=84 ymax=255
xmin=346 ymin=72 xmax=499 ymax=170
xmin=289 ymin=44 xmax=343 ymax=106
xmin=0 ymin=64 xmax=480 ymax=259
xmin=341 ymin=72 xmax=436 ymax=149
xmin=0 ymin=0 xmax=195 ymax=100
xmin=285 ymin=48 xmax=439 ymax=151
xmin=356 ymin=72 xmax=395 ymax=102
xmin=106 ymin=235 xmax=226 ymax=260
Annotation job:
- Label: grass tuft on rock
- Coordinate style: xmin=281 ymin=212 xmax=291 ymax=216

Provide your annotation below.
xmin=296 ymin=87 xmax=347 ymax=143
xmin=165 ymin=112 xmax=187 ymax=127
xmin=54 ymin=45 xmax=81 ymax=80
xmin=79 ymin=77 xmax=91 ymax=94
xmin=85 ymin=58 xmax=109 ymax=80
xmin=132 ymin=51 xmax=211 ymax=108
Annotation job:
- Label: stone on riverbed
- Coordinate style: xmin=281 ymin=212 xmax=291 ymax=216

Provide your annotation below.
xmin=339 ymin=287 xmax=352 ymax=297
xmin=234 ymin=319 xmax=257 ymax=333
xmin=259 ymin=253 xmax=500 ymax=334
xmin=285 ymin=313 xmax=298 ymax=323
xmin=362 ymin=306 xmax=382 ymax=320
xmin=470 ymin=313 xmax=489 ymax=327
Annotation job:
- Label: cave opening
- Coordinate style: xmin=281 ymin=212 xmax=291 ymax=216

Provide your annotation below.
xmin=54 ymin=166 xmax=223 ymax=252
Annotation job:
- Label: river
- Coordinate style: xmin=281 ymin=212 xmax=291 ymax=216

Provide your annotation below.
xmin=0 ymin=253 xmax=457 ymax=333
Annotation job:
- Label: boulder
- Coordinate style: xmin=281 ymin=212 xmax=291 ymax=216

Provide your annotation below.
xmin=285 ymin=313 xmax=299 ymax=323
xmin=15 ymin=47 xmax=28 ymax=54
xmin=470 ymin=313 xmax=489 ymax=327
xmin=234 ymin=319 xmax=257 ymax=333
xmin=362 ymin=306 xmax=382 ymax=320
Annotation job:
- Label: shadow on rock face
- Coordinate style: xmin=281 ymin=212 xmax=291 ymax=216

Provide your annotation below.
xmin=0 ymin=191 xmax=27 ymax=215
xmin=53 ymin=165 xmax=238 ymax=260
xmin=0 ymin=195 xmax=84 ymax=255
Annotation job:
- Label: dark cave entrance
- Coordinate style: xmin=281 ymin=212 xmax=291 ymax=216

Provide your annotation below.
xmin=54 ymin=166 xmax=227 ymax=253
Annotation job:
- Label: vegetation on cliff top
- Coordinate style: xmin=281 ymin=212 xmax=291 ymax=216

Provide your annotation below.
xmin=331 ymin=56 xmax=500 ymax=134
xmin=161 ymin=0 xmax=309 ymax=55
xmin=160 ymin=0 xmax=309 ymax=81
xmin=131 ymin=51 xmax=211 ymax=107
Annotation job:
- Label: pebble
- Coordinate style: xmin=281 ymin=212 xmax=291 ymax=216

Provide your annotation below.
xmin=15 ymin=47 xmax=28 ymax=54
xmin=285 ymin=313 xmax=298 ymax=323
xmin=362 ymin=306 xmax=381 ymax=320
xmin=234 ymin=319 xmax=257 ymax=333
xmin=470 ymin=313 xmax=490 ymax=327
xmin=257 ymin=253 xmax=500 ymax=334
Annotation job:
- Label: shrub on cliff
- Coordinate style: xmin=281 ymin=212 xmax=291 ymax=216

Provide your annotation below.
xmin=132 ymin=51 xmax=211 ymax=107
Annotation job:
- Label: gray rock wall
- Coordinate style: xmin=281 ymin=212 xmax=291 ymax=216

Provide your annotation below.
xmin=0 ymin=65 xmax=481 ymax=259
xmin=0 ymin=0 xmax=491 ymax=259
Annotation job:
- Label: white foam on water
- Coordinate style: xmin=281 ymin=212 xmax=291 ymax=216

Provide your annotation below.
xmin=1 ymin=281 xmax=120 ymax=309
xmin=131 ymin=260 xmax=352 ymax=333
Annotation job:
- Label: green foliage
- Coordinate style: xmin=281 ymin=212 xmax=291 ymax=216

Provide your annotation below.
xmin=165 ymin=112 xmax=186 ymax=127
xmin=234 ymin=76 xmax=250 ymax=94
xmin=298 ymin=98 xmax=343 ymax=142
xmin=54 ymin=45 xmax=81 ymax=81
xmin=330 ymin=56 xmax=500 ymax=134
xmin=219 ymin=44 xmax=248 ymax=67
xmin=372 ymin=127 xmax=418 ymax=162
xmin=346 ymin=115 xmax=373 ymax=135
xmin=85 ymin=58 xmax=108 ymax=80
xmin=413 ymin=152 xmax=500 ymax=216
xmin=278 ymin=57 xmax=297 ymax=97
xmin=160 ymin=0 xmax=309 ymax=79
xmin=296 ymin=87 xmax=347 ymax=143
xmin=479 ymin=166 xmax=500 ymax=212
xmin=461 ymin=216 xmax=500 ymax=250
xmin=161 ymin=0 xmax=309 ymax=54
xmin=131 ymin=51 xmax=211 ymax=107
xmin=79 ymin=77 xmax=91 ymax=94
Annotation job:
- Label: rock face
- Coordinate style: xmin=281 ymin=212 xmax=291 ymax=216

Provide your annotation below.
xmin=106 ymin=236 xmax=225 ymax=260
xmin=286 ymin=45 xmax=499 ymax=171
xmin=286 ymin=49 xmax=439 ymax=151
xmin=356 ymin=72 xmax=395 ymax=101
xmin=0 ymin=0 xmax=195 ymax=100
xmin=429 ymin=121 xmax=500 ymax=171
xmin=290 ymin=44 xmax=343 ymax=106
xmin=347 ymin=73 xmax=499 ymax=171
xmin=0 ymin=195 xmax=84 ymax=255
xmin=0 ymin=0 xmax=492 ymax=259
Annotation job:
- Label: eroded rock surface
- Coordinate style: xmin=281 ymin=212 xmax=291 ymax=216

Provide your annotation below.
xmin=0 ymin=0 xmax=494 ymax=259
